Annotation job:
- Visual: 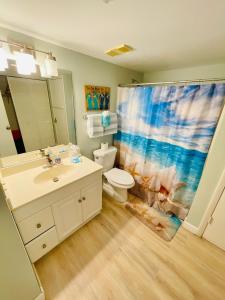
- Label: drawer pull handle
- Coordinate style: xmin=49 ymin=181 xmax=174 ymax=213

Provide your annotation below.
xmin=78 ymin=199 xmax=82 ymax=203
xmin=36 ymin=223 xmax=42 ymax=229
xmin=82 ymin=197 xmax=86 ymax=201
xmin=42 ymin=244 xmax=47 ymax=249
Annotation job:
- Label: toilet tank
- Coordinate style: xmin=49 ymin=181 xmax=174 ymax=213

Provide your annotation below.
xmin=93 ymin=146 xmax=117 ymax=172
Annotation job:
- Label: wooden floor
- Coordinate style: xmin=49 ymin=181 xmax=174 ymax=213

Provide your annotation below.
xmin=35 ymin=195 xmax=225 ymax=300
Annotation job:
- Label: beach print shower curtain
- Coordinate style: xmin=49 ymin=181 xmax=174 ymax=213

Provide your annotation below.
xmin=114 ymin=83 xmax=225 ymax=240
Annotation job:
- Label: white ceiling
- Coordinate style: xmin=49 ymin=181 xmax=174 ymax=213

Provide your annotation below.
xmin=0 ymin=0 xmax=225 ymax=72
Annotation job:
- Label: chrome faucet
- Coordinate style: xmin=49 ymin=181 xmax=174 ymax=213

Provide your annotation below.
xmin=40 ymin=149 xmax=55 ymax=167
xmin=40 ymin=149 xmax=45 ymax=157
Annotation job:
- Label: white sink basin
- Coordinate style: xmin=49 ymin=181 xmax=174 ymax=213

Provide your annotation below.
xmin=34 ymin=164 xmax=75 ymax=184
xmin=2 ymin=156 xmax=102 ymax=210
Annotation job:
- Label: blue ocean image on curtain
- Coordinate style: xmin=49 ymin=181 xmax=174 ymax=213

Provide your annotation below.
xmin=114 ymin=84 xmax=225 ymax=240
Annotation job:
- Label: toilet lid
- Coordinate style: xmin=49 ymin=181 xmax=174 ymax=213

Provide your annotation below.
xmin=104 ymin=168 xmax=134 ymax=186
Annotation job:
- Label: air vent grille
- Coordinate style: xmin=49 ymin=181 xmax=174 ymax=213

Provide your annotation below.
xmin=105 ymin=44 xmax=134 ymax=57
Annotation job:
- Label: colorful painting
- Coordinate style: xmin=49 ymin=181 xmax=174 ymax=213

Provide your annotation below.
xmin=85 ymin=85 xmax=110 ymax=111
xmin=114 ymin=84 xmax=225 ymax=240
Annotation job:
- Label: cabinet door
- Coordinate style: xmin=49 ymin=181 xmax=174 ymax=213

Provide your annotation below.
xmin=52 ymin=191 xmax=82 ymax=241
xmin=81 ymin=181 xmax=102 ymax=221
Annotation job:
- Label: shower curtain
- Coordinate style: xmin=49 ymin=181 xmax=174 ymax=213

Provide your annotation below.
xmin=114 ymin=83 xmax=225 ymax=240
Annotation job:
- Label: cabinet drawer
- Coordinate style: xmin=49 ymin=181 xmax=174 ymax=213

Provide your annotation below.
xmin=25 ymin=227 xmax=59 ymax=263
xmin=17 ymin=207 xmax=54 ymax=244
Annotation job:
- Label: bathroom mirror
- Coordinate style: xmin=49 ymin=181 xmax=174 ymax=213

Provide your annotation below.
xmin=0 ymin=70 xmax=76 ymax=159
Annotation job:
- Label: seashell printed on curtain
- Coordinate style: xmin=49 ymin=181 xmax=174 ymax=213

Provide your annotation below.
xmin=114 ymin=84 xmax=225 ymax=240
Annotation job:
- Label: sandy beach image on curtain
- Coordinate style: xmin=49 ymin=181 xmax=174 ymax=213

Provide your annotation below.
xmin=114 ymin=84 xmax=225 ymax=240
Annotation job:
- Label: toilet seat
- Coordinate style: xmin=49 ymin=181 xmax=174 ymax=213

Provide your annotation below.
xmin=104 ymin=168 xmax=135 ymax=189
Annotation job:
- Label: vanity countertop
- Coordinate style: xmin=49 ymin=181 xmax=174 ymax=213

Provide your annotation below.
xmin=2 ymin=156 xmax=102 ymax=211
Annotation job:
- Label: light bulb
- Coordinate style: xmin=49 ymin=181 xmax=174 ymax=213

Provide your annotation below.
xmin=40 ymin=63 xmax=49 ymax=78
xmin=0 ymin=48 xmax=8 ymax=71
xmin=40 ymin=54 xmax=58 ymax=78
xmin=15 ymin=51 xmax=36 ymax=75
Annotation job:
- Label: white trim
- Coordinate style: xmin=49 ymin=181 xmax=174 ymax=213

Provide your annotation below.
xmin=34 ymin=290 xmax=45 ymax=300
xmin=197 ymin=168 xmax=225 ymax=236
xmin=32 ymin=264 xmax=45 ymax=300
xmin=182 ymin=220 xmax=200 ymax=236
xmin=183 ymin=168 xmax=225 ymax=237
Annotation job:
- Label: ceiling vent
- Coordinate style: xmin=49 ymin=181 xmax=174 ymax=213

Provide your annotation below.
xmin=105 ymin=44 xmax=134 ymax=57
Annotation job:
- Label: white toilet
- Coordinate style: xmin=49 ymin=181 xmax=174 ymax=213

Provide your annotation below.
xmin=93 ymin=146 xmax=135 ymax=203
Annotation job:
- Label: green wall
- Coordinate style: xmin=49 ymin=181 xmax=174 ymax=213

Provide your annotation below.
xmin=144 ymin=64 xmax=225 ymax=227
xmin=0 ymin=26 xmax=143 ymax=158
xmin=0 ymin=186 xmax=41 ymax=300
xmin=144 ymin=63 xmax=225 ymax=82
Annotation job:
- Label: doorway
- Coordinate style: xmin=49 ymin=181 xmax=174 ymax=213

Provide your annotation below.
xmin=203 ymin=186 xmax=225 ymax=251
xmin=0 ymin=75 xmax=56 ymax=157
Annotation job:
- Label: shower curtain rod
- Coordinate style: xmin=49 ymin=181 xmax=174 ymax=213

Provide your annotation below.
xmin=119 ymin=77 xmax=225 ymax=87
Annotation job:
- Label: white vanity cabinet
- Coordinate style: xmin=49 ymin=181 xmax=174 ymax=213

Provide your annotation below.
xmin=17 ymin=206 xmax=55 ymax=244
xmin=53 ymin=182 xmax=102 ymax=241
xmin=81 ymin=183 xmax=103 ymax=220
xmin=53 ymin=191 xmax=83 ymax=241
xmin=12 ymin=170 xmax=102 ymax=263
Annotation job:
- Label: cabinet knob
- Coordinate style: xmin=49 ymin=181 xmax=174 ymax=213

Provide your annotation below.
xmin=36 ymin=223 xmax=42 ymax=229
xmin=42 ymin=243 xmax=47 ymax=249
xmin=82 ymin=197 xmax=86 ymax=201
xmin=78 ymin=199 xmax=82 ymax=203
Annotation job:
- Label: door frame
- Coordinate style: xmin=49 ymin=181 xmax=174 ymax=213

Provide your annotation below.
xmin=198 ymin=168 xmax=225 ymax=236
xmin=0 ymin=90 xmax=17 ymax=157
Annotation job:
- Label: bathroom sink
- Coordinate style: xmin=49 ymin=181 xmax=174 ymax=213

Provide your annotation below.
xmin=34 ymin=164 xmax=75 ymax=184
xmin=2 ymin=156 xmax=102 ymax=210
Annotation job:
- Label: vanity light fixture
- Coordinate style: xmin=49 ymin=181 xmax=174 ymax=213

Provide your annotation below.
xmin=0 ymin=39 xmax=58 ymax=78
xmin=0 ymin=47 xmax=8 ymax=71
xmin=40 ymin=53 xmax=58 ymax=77
xmin=15 ymin=50 xmax=36 ymax=75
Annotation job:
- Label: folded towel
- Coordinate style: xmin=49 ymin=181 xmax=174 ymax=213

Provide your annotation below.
xmin=103 ymin=128 xmax=118 ymax=136
xmin=104 ymin=123 xmax=117 ymax=131
xmin=88 ymin=132 xmax=104 ymax=138
xmin=88 ymin=126 xmax=104 ymax=138
xmin=87 ymin=112 xmax=117 ymax=124
xmin=110 ymin=113 xmax=117 ymax=123
xmin=101 ymin=111 xmax=111 ymax=128
xmin=108 ymin=118 xmax=117 ymax=123
xmin=88 ymin=126 xmax=104 ymax=133
xmin=86 ymin=112 xmax=117 ymax=138
xmin=87 ymin=114 xmax=102 ymax=127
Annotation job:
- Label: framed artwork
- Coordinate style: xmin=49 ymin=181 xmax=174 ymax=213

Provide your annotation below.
xmin=85 ymin=85 xmax=110 ymax=111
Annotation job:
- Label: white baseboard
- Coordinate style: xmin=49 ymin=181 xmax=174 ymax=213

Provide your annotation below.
xmin=34 ymin=290 xmax=45 ymax=300
xmin=182 ymin=220 xmax=201 ymax=236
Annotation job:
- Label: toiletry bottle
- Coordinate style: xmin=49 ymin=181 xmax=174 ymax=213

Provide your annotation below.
xmin=46 ymin=147 xmax=54 ymax=165
xmin=55 ymin=150 xmax=61 ymax=164
xmin=70 ymin=144 xmax=81 ymax=163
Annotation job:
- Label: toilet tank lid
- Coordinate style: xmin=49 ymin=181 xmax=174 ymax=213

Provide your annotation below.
xmin=93 ymin=146 xmax=117 ymax=157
